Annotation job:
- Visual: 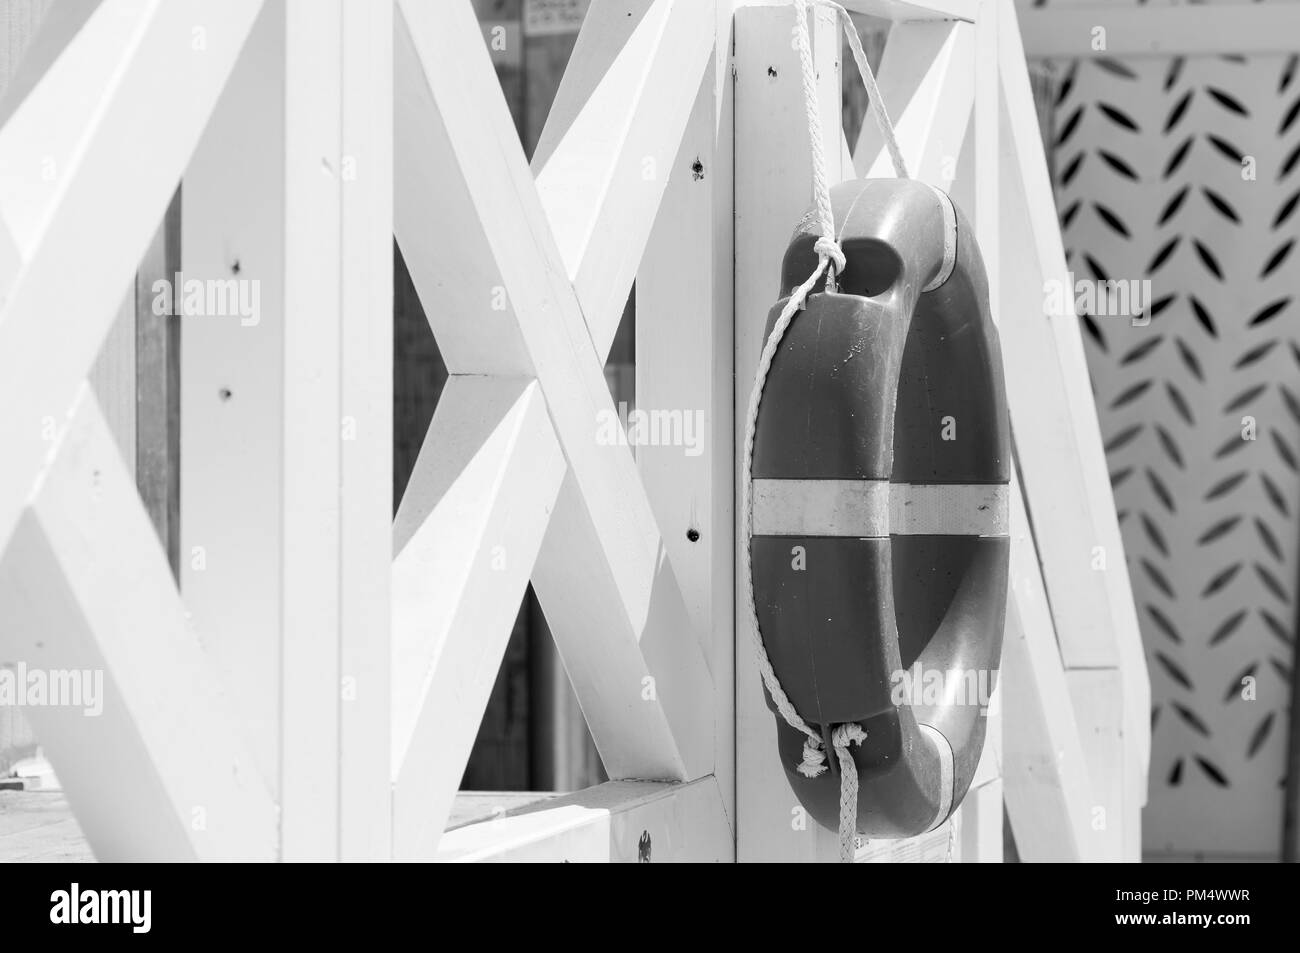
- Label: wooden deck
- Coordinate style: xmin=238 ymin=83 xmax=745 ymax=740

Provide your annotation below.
xmin=0 ymin=789 xmax=557 ymax=862
xmin=0 ymin=792 xmax=93 ymax=863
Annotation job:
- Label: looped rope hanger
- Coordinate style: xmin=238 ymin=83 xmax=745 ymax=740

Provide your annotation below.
xmin=740 ymin=0 xmax=909 ymax=864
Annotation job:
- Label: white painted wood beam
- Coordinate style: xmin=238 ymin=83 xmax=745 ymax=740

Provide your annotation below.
xmin=436 ymin=778 xmax=731 ymax=862
xmin=854 ymin=20 xmax=973 ymax=187
xmin=396 ymin=0 xmax=714 ymax=782
xmin=392 ymin=377 xmax=565 ymax=860
xmin=0 ymin=390 xmax=275 ymax=861
xmin=533 ymin=0 xmax=715 ymax=361
xmin=0 ymin=0 xmax=262 ymax=558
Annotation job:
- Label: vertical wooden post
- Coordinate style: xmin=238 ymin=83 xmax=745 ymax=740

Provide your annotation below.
xmin=734 ymin=1 xmax=843 ymax=863
xmin=338 ymin=0 xmax=393 ymax=861
xmin=636 ymin=0 xmax=735 ymax=840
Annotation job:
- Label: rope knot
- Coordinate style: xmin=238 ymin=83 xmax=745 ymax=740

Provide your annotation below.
xmin=813 ymin=236 xmax=846 ymax=277
xmin=832 ymin=722 xmax=866 ymax=749
xmin=797 ymin=737 xmax=828 ymax=778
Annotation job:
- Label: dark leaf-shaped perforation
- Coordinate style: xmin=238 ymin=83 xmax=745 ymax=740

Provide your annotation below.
xmin=1159 ymin=185 xmax=1190 ymax=224
xmin=1147 ymin=604 xmax=1182 ymax=643
xmin=1282 ymin=96 xmax=1300 ymax=136
xmin=1279 ymin=140 xmax=1300 ymax=180
xmin=1275 ymin=190 xmax=1299 ymax=229
xmin=1118 ymin=508 xmax=1130 ymax=524
xmin=1165 ymin=57 xmax=1184 ymax=92
xmin=1111 ymin=466 xmax=1134 ymax=489
xmin=1206 ymin=134 xmax=1244 ymax=163
xmin=1083 ymin=253 xmax=1109 ymax=281
xmin=1201 ymin=563 xmax=1242 ymax=597
xmin=1148 ymin=468 xmax=1176 ymax=513
xmin=1165 ymin=90 xmax=1193 ymax=133
xmin=1098 ymin=150 xmax=1138 ymax=180
xmin=1210 ymin=610 xmax=1248 ymax=646
xmin=1214 ymin=432 xmax=1248 ymax=459
xmin=1220 ymin=54 xmax=1247 ymax=67
xmin=1206 ymin=87 xmax=1249 ymax=117
xmin=1061 ymin=200 xmax=1082 ymax=229
xmin=1202 ymin=188 xmax=1240 ymax=223
xmin=1166 ymin=383 xmax=1193 ymax=425
xmin=1156 ymin=651 xmax=1193 ymax=689
xmin=1081 ymin=313 xmax=1106 ymax=350
xmin=1142 ymin=514 xmax=1169 ymax=556
xmin=1193 ymin=241 xmax=1224 ymax=280
xmin=1273 ymin=657 xmax=1292 ymax=681
xmin=1272 ymin=430 xmax=1298 ymax=472
xmin=1147 ymin=237 xmax=1180 ymax=272
xmin=1055 ymin=61 xmax=1076 ymax=105
xmin=1255 ymin=518 xmax=1282 ymax=561
xmin=1190 ymin=297 xmax=1218 ymax=337
xmin=1250 ymin=297 xmax=1291 ymax=326
xmin=1283 ymin=141 xmax=1300 ymax=180
xmin=1094 ymin=203 xmax=1131 ymax=238
xmin=1121 ymin=336 xmax=1163 ymax=365
xmin=1106 ymin=423 xmax=1144 ymax=453
xmin=1205 ymin=471 xmax=1247 ymax=500
xmin=1262 ymin=473 xmax=1290 ymax=515
xmin=1255 ymin=563 xmax=1290 ymax=603
xmin=1197 ymin=516 xmax=1241 ymax=546
xmin=1224 ymin=383 xmax=1266 ymax=413
xmin=1225 ymin=664 xmax=1257 ymax=702
xmin=1164 ymin=136 xmax=1195 ymax=177
xmin=1196 ymin=758 xmax=1229 ymax=787
xmin=1111 ymin=379 xmax=1153 ymax=409
xmin=1260 ymin=243 xmax=1294 ymax=279
xmin=1098 ymin=102 xmax=1139 ymax=132
xmin=1173 ymin=703 xmax=1210 ymax=737
xmin=1281 ymin=54 xmax=1297 ymax=93
xmin=1248 ymin=713 xmax=1276 ymax=758
xmin=1060 ymin=151 xmax=1085 ymax=186
xmin=1149 ymin=294 xmax=1176 ymax=320
xmin=1156 ymin=425 xmax=1184 ymax=468
xmin=1056 ymin=105 xmax=1084 ymax=146
xmin=1095 ymin=58 xmax=1137 ymax=80
xmin=1234 ymin=340 xmax=1277 ymax=369
xmin=1152 ymin=705 xmax=1162 ymax=732
xmin=1261 ymin=610 xmax=1292 ymax=644
xmin=1144 ymin=559 xmax=1176 ymax=598
xmin=1168 ymin=758 xmax=1184 ymax=786
xmin=1281 ymin=386 xmax=1300 ymax=425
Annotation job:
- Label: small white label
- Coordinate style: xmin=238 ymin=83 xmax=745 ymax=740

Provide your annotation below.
xmin=524 ymin=0 xmax=590 ymax=36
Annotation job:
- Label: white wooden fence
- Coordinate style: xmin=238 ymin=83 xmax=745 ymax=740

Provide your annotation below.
xmin=0 ymin=0 xmax=1148 ymax=862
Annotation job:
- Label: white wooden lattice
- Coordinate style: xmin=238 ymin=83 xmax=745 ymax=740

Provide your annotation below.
xmin=0 ymin=0 xmax=1147 ymax=862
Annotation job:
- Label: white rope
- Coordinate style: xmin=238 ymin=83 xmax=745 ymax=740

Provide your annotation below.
xmin=740 ymin=0 xmax=908 ymax=864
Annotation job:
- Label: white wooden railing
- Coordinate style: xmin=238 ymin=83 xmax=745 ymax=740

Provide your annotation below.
xmin=0 ymin=0 xmax=1148 ymax=862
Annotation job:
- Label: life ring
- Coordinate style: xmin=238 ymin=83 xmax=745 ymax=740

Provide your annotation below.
xmin=750 ymin=178 xmax=1010 ymax=839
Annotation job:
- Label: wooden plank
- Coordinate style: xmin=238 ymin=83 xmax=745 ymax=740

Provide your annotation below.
xmin=999 ymin=3 xmax=1149 ymax=806
xmin=397 ymin=0 xmax=714 ymax=781
xmin=279 ymin=0 xmax=347 ymax=860
xmin=1001 ymin=478 xmax=1094 ymax=863
xmin=956 ymin=777 xmax=1003 ymax=862
xmin=436 ymin=778 xmax=731 ymax=862
xmin=635 ymin=22 xmax=736 ymax=840
xmin=854 ymin=20 xmax=973 ymax=185
xmin=338 ymin=0 xmax=393 ymax=862
xmin=733 ymin=3 xmax=843 ymax=862
xmin=391 ymin=377 xmax=565 ymax=860
xmin=0 ymin=0 xmax=262 ymax=566
xmin=532 ymin=0 xmax=715 ymax=360
xmin=179 ymin=0 xmax=284 ymax=800
xmin=1018 ymin=3 xmax=1300 ymax=59
xmin=0 ymin=390 xmax=275 ymax=861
